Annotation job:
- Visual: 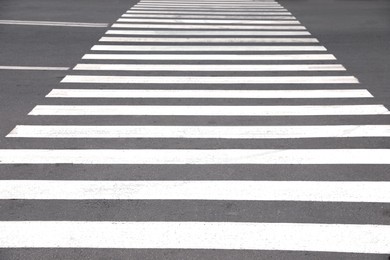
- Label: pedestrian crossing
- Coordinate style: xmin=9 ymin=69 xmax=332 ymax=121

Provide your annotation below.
xmin=2 ymin=0 xmax=390 ymax=257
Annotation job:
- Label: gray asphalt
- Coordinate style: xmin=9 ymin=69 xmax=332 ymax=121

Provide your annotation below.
xmin=0 ymin=0 xmax=389 ymax=259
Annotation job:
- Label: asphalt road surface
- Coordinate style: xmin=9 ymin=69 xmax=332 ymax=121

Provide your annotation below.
xmin=0 ymin=0 xmax=389 ymax=259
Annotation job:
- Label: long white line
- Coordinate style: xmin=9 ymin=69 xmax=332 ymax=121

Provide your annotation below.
xmin=135 ymin=4 xmax=282 ymax=7
xmin=141 ymin=0 xmax=279 ymax=2
xmin=117 ymin=18 xmax=299 ymax=24
xmin=106 ymin=30 xmax=309 ymax=36
xmin=142 ymin=0 xmax=277 ymax=3
xmin=0 ymin=66 xmax=69 ymax=71
xmin=0 ymin=20 xmax=108 ymax=28
xmin=136 ymin=2 xmax=281 ymax=4
xmin=126 ymin=10 xmax=292 ymax=15
xmin=126 ymin=10 xmax=291 ymax=15
xmin=1 ymin=221 xmax=389 ymax=253
xmin=99 ymin=37 xmax=317 ymax=43
xmin=137 ymin=1 xmax=280 ymax=4
xmin=141 ymin=0 xmax=280 ymax=2
xmin=134 ymin=5 xmax=284 ymax=8
xmin=91 ymin=45 xmax=327 ymax=51
xmin=73 ymin=64 xmax=345 ymax=71
xmin=46 ymin=89 xmax=372 ymax=98
xmin=0 ymin=149 xmax=389 ymax=164
xmin=8 ymin=125 xmax=389 ymax=139
xmin=141 ymin=1 xmax=279 ymax=2
xmin=112 ymin=24 xmax=306 ymax=29
xmin=2 ymin=180 xmax=390 ymax=202
xmin=29 ymin=105 xmax=386 ymax=116
xmin=131 ymin=8 xmax=288 ymax=11
xmin=141 ymin=1 xmax=279 ymax=3
xmin=61 ymin=75 xmax=359 ymax=84
xmin=121 ymin=14 xmax=296 ymax=19
xmin=131 ymin=6 xmax=287 ymax=10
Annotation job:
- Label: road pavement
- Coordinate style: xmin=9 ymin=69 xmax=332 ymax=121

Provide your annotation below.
xmin=0 ymin=0 xmax=389 ymax=259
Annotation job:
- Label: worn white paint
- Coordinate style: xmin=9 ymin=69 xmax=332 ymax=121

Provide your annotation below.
xmin=46 ymin=89 xmax=372 ymax=99
xmin=117 ymin=18 xmax=299 ymax=24
xmin=73 ymin=64 xmax=344 ymax=71
xmin=1 ymin=180 xmax=390 ymax=202
xmin=121 ymin=14 xmax=295 ymax=19
xmin=1 ymin=221 xmax=389 ymax=253
xmin=29 ymin=105 xmax=387 ymax=116
xmin=106 ymin=29 xmax=308 ymax=35
xmin=0 ymin=20 xmax=108 ymax=27
xmin=91 ymin=45 xmax=326 ymax=51
xmin=0 ymin=149 xmax=389 ymax=164
xmin=112 ymin=23 xmax=305 ymax=29
xmin=61 ymin=75 xmax=358 ymax=84
xmin=8 ymin=125 xmax=389 ymax=139
xmin=0 ymin=66 xmax=69 ymax=71
xmin=99 ymin=37 xmax=318 ymax=43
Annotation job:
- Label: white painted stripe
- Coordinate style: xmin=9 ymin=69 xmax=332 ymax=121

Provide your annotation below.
xmin=29 ymin=105 xmax=386 ymax=116
xmin=61 ymin=75 xmax=359 ymax=84
xmin=142 ymin=0 xmax=277 ymax=3
xmin=132 ymin=7 xmax=288 ymax=12
xmin=141 ymin=2 xmax=280 ymax=3
xmin=112 ymin=23 xmax=306 ymax=29
xmin=0 ymin=20 xmax=108 ymax=27
xmin=141 ymin=1 xmax=280 ymax=2
xmin=141 ymin=1 xmax=280 ymax=3
xmin=46 ymin=89 xmax=373 ymax=99
xmin=134 ymin=5 xmax=283 ymax=9
xmin=141 ymin=0 xmax=280 ymax=2
xmin=135 ymin=3 xmax=282 ymax=6
xmin=140 ymin=0 xmax=280 ymax=1
xmin=99 ymin=37 xmax=318 ymax=43
xmin=3 ymin=180 xmax=390 ymax=202
xmin=134 ymin=5 xmax=283 ymax=8
xmin=91 ymin=45 xmax=327 ymax=51
xmin=135 ymin=4 xmax=282 ymax=7
xmin=106 ymin=30 xmax=309 ymax=36
xmin=0 ymin=149 xmax=389 ymax=164
xmin=73 ymin=64 xmax=345 ymax=71
xmin=8 ymin=125 xmax=389 ymax=139
xmin=126 ymin=10 xmax=291 ymax=15
xmin=1 ymin=221 xmax=389 ymax=253
xmin=136 ymin=2 xmax=281 ymax=4
xmin=121 ymin=14 xmax=296 ymax=19
xmin=141 ymin=2 xmax=280 ymax=4
xmin=117 ymin=18 xmax=299 ymax=24
xmin=132 ymin=7 xmax=287 ymax=11
xmin=0 ymin=66 xmax=69 ymax=71
xmin=126 ymin=10 xmax=292 ymax=15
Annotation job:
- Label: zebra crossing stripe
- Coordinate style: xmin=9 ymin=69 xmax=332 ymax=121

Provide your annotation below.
xmin=125 ymin=11 xmax=293 ymax=15
xmin=31 ymin=105 xmax=386 ymax=116
xmin=73 ymin=64 xmax=344 ymax=71
xmin=46 ymin=89 xmax=372 ymax=98
xmin=99 ymin=37 xmax=318 ymax=43
xmin=61 ymin=75 xmax=358 ymax=84
xmin=0 ymin=149 xmax=389 ymax=164
xmin=91 ymin=45 xmax=327 ymax=51
xmin=117 ymin=18 xmax=299 ymax=24
xmin=125 ymin=11 xmax=292 ymax=15
xmin=1 ymin=180 xmax=390 ymax=202
xmin=112 ymin=23 xmax=305 ymax=29
xmin=121 ymin=14 xmax=295 ymax=19
xmin=8 ymin=125 xmax=390 ymax=139
xmin=106 ymin=30 xmax=308 ymax=35
xmin=131 ymin=8 xmax=288 ymax=11
xmin=0 ymin=221 xmax=389 ymax=253
xmin=135 ymin=4 xmax=283 ymax=7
